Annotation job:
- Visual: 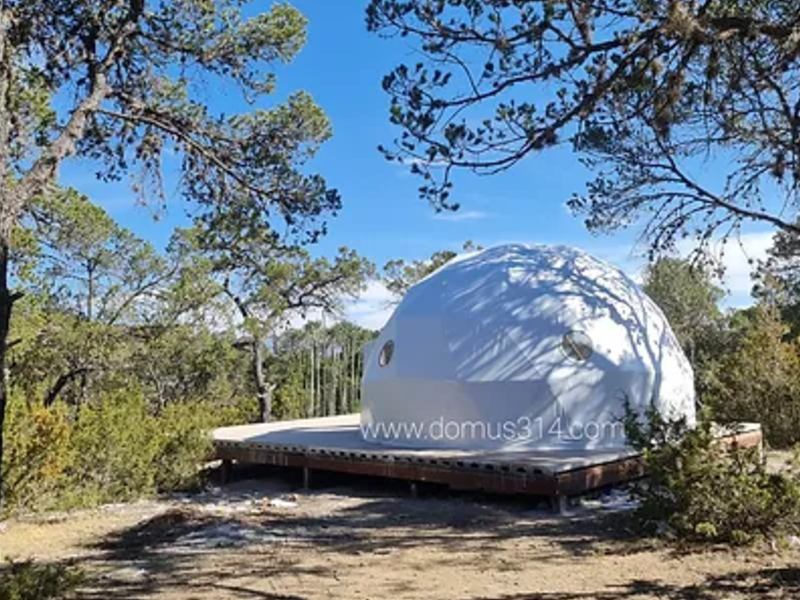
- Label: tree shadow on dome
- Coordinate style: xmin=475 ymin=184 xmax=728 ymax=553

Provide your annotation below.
xmin=409 ymin=244 xmax=692 ymax=433
xmin=434 ymin=245 xmax=669 ymax=377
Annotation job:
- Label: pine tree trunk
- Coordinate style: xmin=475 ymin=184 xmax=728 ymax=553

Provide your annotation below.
xmin=0 ymin=243 xmax=13 ymax=516
xmin=356 ymin=342 xmax=363 ymax=407
xmin=0 ymin=10 xmax=13 ymax=516
xmin=0 ymin=12 xmax=17 ymax=514
xmin=252 ymin=336 xmax=271 ymax=423
xmin=339 ymin=342 xmax=346 ymax=415
xmin=350 ymin=337 xmax=357 ymax=412
xmin=309 ymin=342 xmax=316 ymax=417
xmin=315 ymin=340 xmax=321 ymax=417
xmin=329 ymin=342 xmax=337 ymax=416
xmin=341 ymin=343 xmax=347 ymax=413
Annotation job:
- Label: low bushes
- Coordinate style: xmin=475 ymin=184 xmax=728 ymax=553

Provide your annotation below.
xmin=624 ymin=402 xmax=800 ymax=545
xmin=1 ymin=391 xmax=247 ymax=517
xmin=0 ymin=560 xmax=84 ymax=600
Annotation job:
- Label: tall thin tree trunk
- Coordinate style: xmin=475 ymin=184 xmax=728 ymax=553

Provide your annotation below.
xmin=319 ymin=340 xmax=325 ymax=416
xmin=309 ymin=342 xmax=316 ymax=417
xmin=0 ymin=4 xmax=14 ymax=517
xmin=342 ymin=336 xmax=350 ymax=414
xmin=252 ymin=336 xmax=271 ymax=423
xmin=316 ymin=340 xmax=321 ymax=417
xmin=339 ymin=341 xmax=346 ymax=415
xmin=303 ymin=344 xmax=310 ymax=417
xmin=315 ymin=339 xmax=322 ymax=417
xmin=329 ymin=341 xmax=337 ymax=417
xmin=347 ymin=338 xmax=358 ymax=412
xmin=355 ymin=342 xmax=362 ymax=407
xmin=224 ymin=288 xmax=271 ymax=423
xmin=321 ymin=340 xmax=327 ymax=415
xmin=0 ymin=243 xmax=13 ymax=516
xmin=86 ymin=262 xmax=95 ymax=321
xmin=335 ymin=345 xmax=341 ymax=415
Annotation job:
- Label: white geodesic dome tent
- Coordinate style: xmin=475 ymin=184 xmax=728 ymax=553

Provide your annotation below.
xmin=360 ymin=243 xmax=695 ymax=451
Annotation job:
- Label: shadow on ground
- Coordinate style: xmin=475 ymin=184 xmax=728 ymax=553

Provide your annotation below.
xmin=467 ymin=567 xmax=800 ymax=599
xmin=63 ymin=471 xmax=791 ymax=599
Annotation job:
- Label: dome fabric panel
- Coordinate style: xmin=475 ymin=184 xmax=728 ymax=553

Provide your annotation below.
xmin=361 ymin=243 xmax=695 ymax=451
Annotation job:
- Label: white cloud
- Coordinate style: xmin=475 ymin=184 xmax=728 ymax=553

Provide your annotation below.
xmin=664 ymin=230 xmax=774 ymax=307
xmin=559 ymin=232 xmax=774 ymax=308
xmin=398 ymin=157 xmax=448 ymax=168
xmin=701 ymin=232 xmax=774 ymax=306
xmin=344 ymin=280 xmax=395 ymax=331
xmin=280 ymin=306 xmax=326 ymax=333
xmin=269 ymin=281 xmax=394 ymax=334
xmin=432 ymin=210 xmax=491 ymax=222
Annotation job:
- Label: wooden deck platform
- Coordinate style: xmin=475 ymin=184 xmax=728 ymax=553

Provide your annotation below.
xmin=212 ymin=414 xmax=763 ymax=507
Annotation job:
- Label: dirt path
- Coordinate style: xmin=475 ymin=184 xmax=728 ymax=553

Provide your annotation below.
xmin=2 ymin=476 xmax=798 ymax=600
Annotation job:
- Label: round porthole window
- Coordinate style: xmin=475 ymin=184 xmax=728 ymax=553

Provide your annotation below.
xmin=378 ymin=340 xmax=395 ymax=367
xmin=561 ymin=330 xmax=593 ymax=361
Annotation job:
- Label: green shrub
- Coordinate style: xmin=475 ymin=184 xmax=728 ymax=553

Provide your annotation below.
xmin=624 ymin=402 xmax=800 ymax=545
xmin=1 ymin=396 xmax=73 ymax=511
xmin=65 ymin=392 xmax=163 ymax=506
xmin=702 ymin=305 xmax=800 ymax=448
xmin=0 ymin=560 xmax=84 ymax=600
xmin=152 ymin=401 xmax=215 ymax=492
xmin=1 ymin=391 xmax=241 ymax=516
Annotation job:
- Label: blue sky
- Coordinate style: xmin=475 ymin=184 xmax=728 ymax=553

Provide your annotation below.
xmin=59 ymin=1 xmax=773 ymax=329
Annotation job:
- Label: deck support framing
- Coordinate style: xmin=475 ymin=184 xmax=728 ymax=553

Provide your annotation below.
xmin=212 ymin=419 xmax=762 ymax=505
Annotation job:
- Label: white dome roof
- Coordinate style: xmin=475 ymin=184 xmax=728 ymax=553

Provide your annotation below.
xmin=361 ymin=243 xmax=695 ymax=451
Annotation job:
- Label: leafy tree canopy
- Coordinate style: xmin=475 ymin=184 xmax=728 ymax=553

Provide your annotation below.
xmin=0 ymin=0 xmax=341 ymax=512
xmin=642 ymin=256 xmax=724 ymax=362
xmin=368 ymin=0 xmax=800 ymax=252
xmin=754 ymin=223 xmax=800 ymax=336
xmin=176 ymin=224 xmax=375 ymax=422
xmin=3 ymin=0 xmax=338 ymax=241
xmin=383 ymin=240 xmax=481 ymax=300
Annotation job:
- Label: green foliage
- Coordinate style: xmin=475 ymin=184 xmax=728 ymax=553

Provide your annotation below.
xmin=270 ymin=321 xmax=377 ymax=419
xmin=0 ymin=0 xmax=356 ymax=517
xmin=0 ymin=392 xmax=243 ymax=516
xmin=1 ymin=397 xmax=72 ymax=512
xmin=0 ymin=560 xmax=84 ymax=600
xmin=703 ymin=305 xmax=800 ymax=448
xmin=127 ymin=325 xmax=254 ymax=409
xmin=21 ymin=190 xmax=166 ymax=321
xmin=67 ymin=394 xmax=167 ymax=504
xmin=271 ymin=366 xmax=307 ymax=420
xmin=152 ymin=402 xmax=221 ymax=492
xmin=369 ymin=0 xmax=800 ymax=250
xmin=624 ymin=402 xmax=800 ymax=545
xmin=755 ymin=225 xmax=800 ymax=337
xmin=4 ymin=1 xmax=338 ymax=239
xmin=383 ymin=241 xmax=481 ymax=300
xmin=181 ymin=217 xmax=375 ymax=422
xmin=7 ymin=298 xmax=253 ymax=410
xmin=1 ymin=201 xmax=376 ymax=513
xmin=642 ymin=257 xmax=724 ymax=362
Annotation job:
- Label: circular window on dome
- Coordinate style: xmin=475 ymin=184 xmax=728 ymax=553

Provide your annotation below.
xmin=378 ymin=340 xmax=394 ymax=367
xmin=561 ymin=330 xmax=593 ymax=362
